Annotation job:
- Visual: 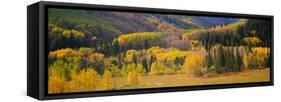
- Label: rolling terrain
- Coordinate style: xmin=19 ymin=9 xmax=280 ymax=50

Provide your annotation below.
xmin=48 ymin=8 xmax=239 ymax=46
xmin=47 ymin=8 xmax=271 ymax=94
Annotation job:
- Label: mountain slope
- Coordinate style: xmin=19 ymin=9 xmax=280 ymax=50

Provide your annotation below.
xmin=49 ymin=8 xmax=239 ymax=38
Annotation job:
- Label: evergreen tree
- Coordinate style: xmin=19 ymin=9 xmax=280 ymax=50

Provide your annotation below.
xmin=235 ymin=47 xmax=242 ymax=71
xmin=206 ymin=52 xmax=213 ymax=71
xmin=142 ymin=57 xmax=149 ymax=73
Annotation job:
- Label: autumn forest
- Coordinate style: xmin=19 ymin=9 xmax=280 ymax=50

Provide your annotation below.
xmin=48 ymin=8 xmax=271 ymax=94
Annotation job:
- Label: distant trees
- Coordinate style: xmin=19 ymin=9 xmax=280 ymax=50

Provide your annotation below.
xmin=48 ymin=23 xmax=119 ymax=55
xmin=62 ymin=29 xmax=85 ymax=38
xmin=48 ymin=24 xmax=87 ymax=51
xmin=185 ymin=19 xmax=271 ymax=51
xmin=116 ymin=32 xmax=161 ymax=51
xmin=48 ymin=18 xmax=270 ymax=56
xmin=238 ymin=19 xmax=271 ymax=47
xmin=182 ymin=20 xmax=246 ymax=50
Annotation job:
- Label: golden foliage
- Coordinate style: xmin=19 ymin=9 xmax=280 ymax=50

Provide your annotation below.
xmin=78 ymin=47 xmax=94 ymax=56
xmin=47 ymin=42 xmax=270 ymax=94
xmin=150 ymin=62 xmax=165 ymax=75
xmin=116 ymin=32 xmax=161 ymax=46
xmin=209 ymin=19 xmax=246 ymax=32
xmin=156 ymin=22 xmax=180 ymax=32
xmin=49 ymin=48 xmax=82 ymax=59
xmin=49 ymin=66 xmax=102 ymax=93
xmin=49 ymin=26 xmax=64 ymax=37
xmin=62 ymin=29 xmax=85 ymax=38
xmin=101 ymin=70 xmax=113 ymax=90
xmin=127 ymin=69 xmax=142 ymax=87
xmin=48 ymin=23 xmax=63 ymax=37
xmin=155 ymin=49 xmax=188 ymax=63
xmin=182 ymin=31 xmax=196 ymax=40
xmin=243 ymin=37 xmax=262 ymax=46
xmin=88 ymin=53 xmax=104 ymax=63
xmin=136 ymin=64 xmax=146 ymax=75
xmin=48 ymin=76 xmax=66 ymax=94
xmin=124 ymin=49 xmax=140 ymax=63
xmin=48 ymin=23 xmax=85 ymax=39
xmin=252 ymin=47 xmax=270 ymax=56
xmin=146 ymin=46 xmax=165 ymax=55
xmin=251 ymin=47 xmax=270 ymax=68
xmin=183 ymin=48 xmax=206 ymax=77
xmin=243 ymin=47 xmax=270 ymax=69
xmin=243 ymin=53 xmax=251 ymax=70
xmin=190 ymin=40 xmax=203 ymax=50
xmin=67 ymin=68 xmax=99 ymax=92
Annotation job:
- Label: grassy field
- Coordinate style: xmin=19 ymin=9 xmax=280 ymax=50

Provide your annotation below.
xmin=113 ymin=68 xmax=270 ymax=90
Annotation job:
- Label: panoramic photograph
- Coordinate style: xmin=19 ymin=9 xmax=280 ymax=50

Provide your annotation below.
xmin=47 ymin=8 xmax=271 ymax=94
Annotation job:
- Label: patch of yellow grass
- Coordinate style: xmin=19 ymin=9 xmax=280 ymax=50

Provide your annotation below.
xmin=114 ymin=68 xmax=270 ymax=90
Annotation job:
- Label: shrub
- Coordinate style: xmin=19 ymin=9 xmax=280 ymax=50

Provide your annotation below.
xmin=67 ymin=68 xmax=99 ymax=92
xmin=136 ymin=64 xmax=146 ymax=75
xmin=183 ymin=49 xmax=206 ymax=77
xmin=48 ymin=76 xmax=66 ymax=94
xmin=150 ymin=62 xmax=165 ymax=75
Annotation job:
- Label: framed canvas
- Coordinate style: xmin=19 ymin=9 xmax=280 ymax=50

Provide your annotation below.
xmin=27 ymin=1 xmax=274 ymax=100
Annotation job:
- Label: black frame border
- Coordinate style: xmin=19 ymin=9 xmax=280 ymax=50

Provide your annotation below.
xmin=39 ymin=1 xmax=274 ymax=100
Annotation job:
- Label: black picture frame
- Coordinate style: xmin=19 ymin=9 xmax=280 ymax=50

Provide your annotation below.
xmin=27 ymin=1 xmax=274 ymax=100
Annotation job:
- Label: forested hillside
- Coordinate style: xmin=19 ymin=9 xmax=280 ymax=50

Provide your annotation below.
xmin=48 ymin=8 xmax=238 ymax=51
xmin=47 ymin=8 xmax=271 ymax=94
